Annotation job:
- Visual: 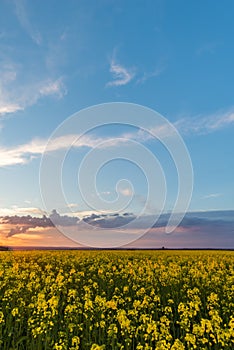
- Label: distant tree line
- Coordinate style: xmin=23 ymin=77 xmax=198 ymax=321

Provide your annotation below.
xmin=0 ymin=246 xmax=11 ymax=251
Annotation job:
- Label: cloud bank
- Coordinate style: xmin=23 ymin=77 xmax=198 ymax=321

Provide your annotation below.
xmin=0 ymin=209 xmax=233 ymax=248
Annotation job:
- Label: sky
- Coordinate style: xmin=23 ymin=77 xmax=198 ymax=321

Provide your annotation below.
xmin=0 ymin=0 xmax=233 ymax=248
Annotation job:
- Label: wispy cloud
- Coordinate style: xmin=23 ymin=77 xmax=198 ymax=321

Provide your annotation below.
xmin=0 ymin=74 xmax=67 ymax=117
xmin=136 ymin=65 xmax=165 ymax=84
xmin=1 ymin=106 xmax=234 ymax=167
xmin=1 ymin=101 xmax=234 ymax=169
xmin=202 ymin=193 xmax=222 ymax=199
xmin=0 ymin=103 xmax=23 ymax=115
xmin=196 ymin=42 xmax=219 ymax=56
xmin=39 ymin=78 xmax=67 ymax=99
xmin=0 ymin=3 xmax=67 ymax=118
xmin=13 ymin=0 xmax=42 ymax=45
xmin=175 ymin=109 xmax=234 ymax=135
xmin=0 ymin=133 xmax=125 ymax=167
xmin=0 ymin=64 xmax=22 ymax=115
xmin=0 ymin=206 xmax=44 ymax=217
xmin=106 ymin=49 xmax=165 ymax=87
xmin=0 ymin=136 xmax=66 ymax=167
xmin=107 ymin=59 xmax=135 ymax=87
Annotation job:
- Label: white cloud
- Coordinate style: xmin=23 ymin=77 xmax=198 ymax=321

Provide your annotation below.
xmin=0 ymin=103 xmax=23 ymax=115
xmin=0 ymin=8 xmax=66 ymax=118
xmin=0 ymin=133 xmax=124 ymax=167
xmin=39 ymin=78 xmax=67 ymax=99
xmin=0 ymin=206 xmax=44 ymax=216
xmin=67 ymin=203 xmax=78 ymax=208
xmin=107 ymin=59 xmax=135 ymax=87
xmin=0 ymin=75 xmax=67 ymax=117
xmin=209 ymin=112 xmax=234 ymax=130
xmin=13 ymin=0 xmax=42 ymax=45
xmin=119 ymin=188 xmax=133 ymax=197
xmin=0 ymin=107 xmax=234 ymax=167
xmin=106 ymin=51 xmax=165 ymax=86
xmin=175 ymin=110 xmax=234 ymax=135
xmin=72 ymin=209 xmax=114 ymax=218
xmin=11 ymin=206 xmax=45 ymax=215
xmin=137 ymin=65 xmax=165 ymax=84
xmin=202 ymin=193 xmax=222 ymax=199
xmin=21 ymin=77 xmax=67 ymax=106
xmin=196 ymin=42 xmax=218 ymax=56
xmin=0 ymin=65 xmax=23 ymax=115
xmin=1 ymin=67 xmax=17 ymax=83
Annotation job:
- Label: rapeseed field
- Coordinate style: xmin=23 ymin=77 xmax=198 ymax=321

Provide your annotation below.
xmin=0 ymin=250 xmax=233 ymax=349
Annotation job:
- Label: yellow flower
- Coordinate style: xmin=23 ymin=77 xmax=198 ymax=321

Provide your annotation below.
xmin=11 ymin=308 xmax=19 ymax=317
xmin=0 ymin=311 xmax=5 ymax=324
xmin=90 ymin=344 xmax=105 ymax=350
xmin=171 ymin=339 xmax=185 ymax=350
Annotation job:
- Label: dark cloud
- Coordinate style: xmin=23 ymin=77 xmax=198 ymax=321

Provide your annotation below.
xmin=129 ymin=210 xmax=234 ymax=249
xmin=150 ymin=210 xmax=234 ymax=229
xmin=1 ymin=209 xmax=233 ymax=248
xmin=83 ymin=213 xmax=103 ymax=222
xmin=2 ymin=210 xmax=79 ymax=237
xmin=2 ymin=214 xmax=53 ymax=227
xmin=82 ymin=212 xmax=135 ymax=228
xmin=50 ymin=209 xmax=79 ymax=226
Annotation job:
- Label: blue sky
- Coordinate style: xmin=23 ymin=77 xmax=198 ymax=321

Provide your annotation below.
xmin=0 ymin=0 xmax=234 ymax=247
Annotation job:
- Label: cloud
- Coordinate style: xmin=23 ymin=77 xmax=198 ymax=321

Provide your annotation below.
xmin=49 ymin=209 xmax=79 ymax=226
xmin=1 ymin=209 xmax=79 ymax=237
xmin=0 ymin=103 xmax=23 ymax=115
xmin=119 ymin=188 xmax=133 ymax=197
xmin=1 ymin=210 xmax=233 ymax=248
xmin=1 ymin=106 xmax=234 ymax=167
xmin=12 ymin=206 xmax=45 ymax=216
xmin=0 ymin=135 xmax=82 ymax=167
xmin=107 ymin=59 xmax=135 ymax=87
xmin=0 ymin=75 xmax=67 ymax=117
xmin=202 ymin=193 xmax=222 ymax=199
xmin=72 ymin=209 xmax=114 ymax=218
xmin=128 ymin=210 xmax=234 ymax=249
xmin=196 ymin=42 xmax=219 ymax=56
xmin=39 ymin=78 xmax=67 ymax=99
xmin=13 ymin=0 xmax=42 ymax=45
xmin=2 ymin=214 xmax=53 ymax=237
xmin=83 ymin=210 xmax=234 ymax=232
xmin=0 ymin=6 xmax=66 ymax=118
xmin=0 ymin=206 xmax=45 ymax=217
xmin=67 ymin=203 xmax=78 ymax=209
xmin=81 ymin=212 xmax=135 ymax=229
xmin=136 ymin=65 xmax=165 ymax=84
xmin=0 ymin=64 xmax=22 ymax=115
xmin=0 ymin=132 xmax=131 ymax=167
xmin=175 ymin=109 xmax=234 ymax=135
